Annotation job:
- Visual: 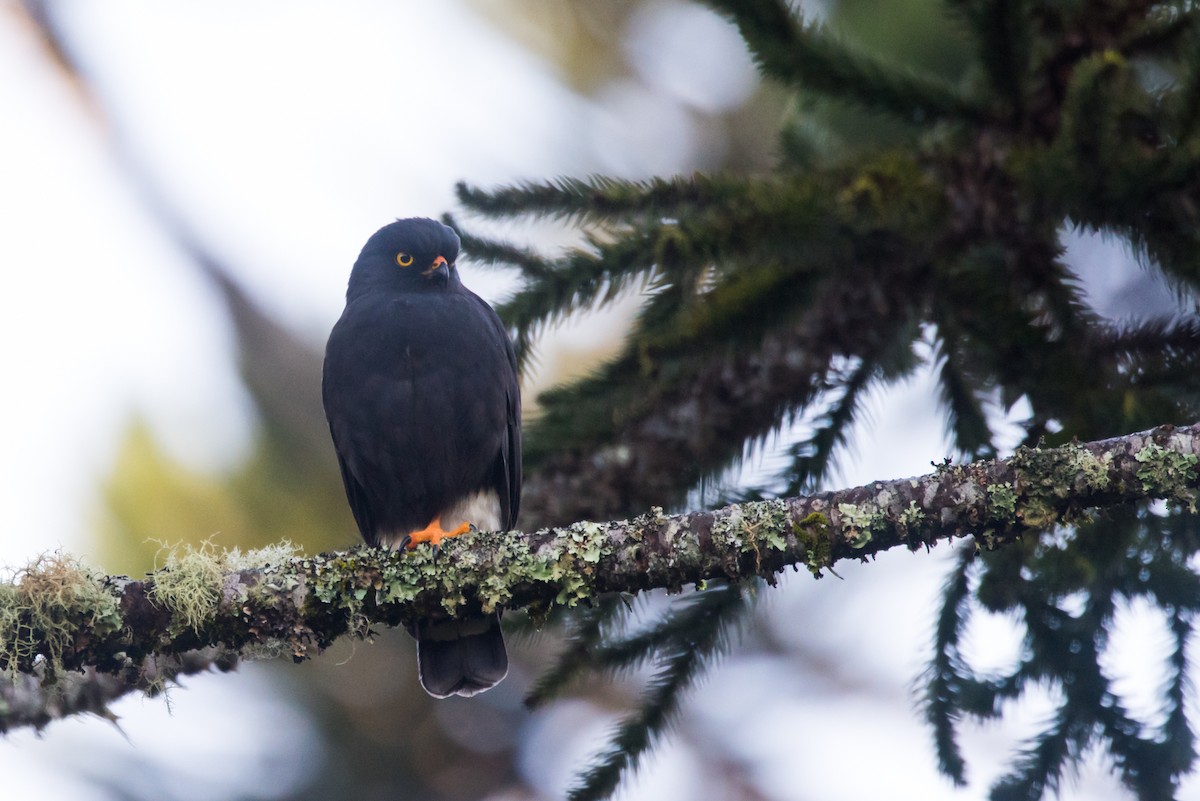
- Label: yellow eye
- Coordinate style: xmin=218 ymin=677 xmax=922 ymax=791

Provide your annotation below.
xmin=396 ymin=252 xmax=414 ymax=267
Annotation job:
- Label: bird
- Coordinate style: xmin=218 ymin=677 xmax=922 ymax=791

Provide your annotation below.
xmin=322 ymin=217 xmax=521 ymax=698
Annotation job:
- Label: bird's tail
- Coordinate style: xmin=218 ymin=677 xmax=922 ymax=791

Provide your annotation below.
xmin=415 ymin=613 xmax=508 ymax=698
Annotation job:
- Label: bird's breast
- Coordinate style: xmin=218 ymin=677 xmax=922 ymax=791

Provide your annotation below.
xmin=331 ymin=294 xmax=507 ymax=390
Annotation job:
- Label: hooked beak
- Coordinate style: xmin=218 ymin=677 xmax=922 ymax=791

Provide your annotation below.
xmin=422 ymin=255 xmax=449 ymax=279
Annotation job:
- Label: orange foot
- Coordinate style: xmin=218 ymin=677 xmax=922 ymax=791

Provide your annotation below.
xmin=404 ymin=518 xmax=471 ymax=551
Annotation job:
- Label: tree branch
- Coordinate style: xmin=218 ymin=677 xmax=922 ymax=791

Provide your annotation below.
xmin=2 ymin=423 xmax=1197 ymax=732
xmin=0 ymin=648 xmax=237 ymax=733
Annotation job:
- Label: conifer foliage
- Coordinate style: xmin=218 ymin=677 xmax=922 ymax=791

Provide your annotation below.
xmin=451 ymin=1 xmax=1200 ymax=799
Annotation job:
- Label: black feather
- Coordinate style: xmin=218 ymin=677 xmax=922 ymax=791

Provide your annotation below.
xmin=322 ymin=218 xmax=522 ymax=696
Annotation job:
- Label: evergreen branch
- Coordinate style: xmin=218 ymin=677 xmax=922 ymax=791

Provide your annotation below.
xmin=1098 ymin=317 xmax=1200 ymax=374
xmin=1143 ymin=545 xmax=1200 ymax=612
xmin=524 ymin=595 xmax=632 ymax=708
xmin=923 ymin=545 xmax=976 ymax=785
xmin=444 ymin=213 xmax=558 ymax=280
xmin=955 ymin=672 xmax=1024 ymax=718
xmin=926 ymin=500 xmax=1182 ymax=797
xmin=579 ymin=613 xmax=697 ymax=678
xmin=455 ymin=175 xmax=744 ymax=224
xmin=1118 ymin=6 xmax=1197 ymax=58
xmin=1098 ymin=688 xmax=1173 ymax=800
xmin=566 ymin=581 xmax=755 ymax=685
xmin=1110 ymin=319 xmax=1200 ymax=407
xmin=703 ymin=0 xmax=987 ymax=124
xmin=477 ymin=155 xmax=945 ymax=521
xmin=1037 ymin=53 xmax=1200 ymax=274
xmin=521 ymin=250 xmax=832 ymax=469
xmin=1178 ymin=35 xmax=1200 ymax=139
xmin=468 ymin=167 xmax=855 ymax=373
xmin=641 ymin=256 xmax=823 ymax=354
xmin=942 ymin=509 xmax=1200 ymax=801
xmin=493 ymin=229 xmax=665 ymax=367
xmin=521 ymin=327 xmax=819 ymax=519
xmin=522 ymin=261 xmax=865 ymax=476
xmin=948 ymin=0 xmax=1031 ymax=120
xmin=491 ymin=205 xmax=796 ymax=369
xmin=1024 ymin=256 xmax=1099 ymax=354
xmin=775 ymin=318 xmax=925 ymax=495
xmin=932 ymin=247 xmax=1110 ymax=432
xmin=1118 ymin=220 xmax=1200 ymax=295
xmin=783 ymin=355 xmax=878 ymax=494
xmin=1054 ymin=53 xmax=1131 ymax=194
xmin=990 ymin=709 xmax=1077 ymax=801
xmin=520 ymin=301 xmax=711 ymax=469
xmin=567 ymin=582 xmax=745 ymax=801
xmin=2 ymin=423 xmax=1197 ymax=732
xmin=522 ymin=249 xmax=928 ymax=525
xmin=992 ymin=596 xmax=1101 ymax=801
xmin=1162 ymin=608 xmax=1196 ymax=777
xmin=934 ymin=334 xmax=995 ymax=458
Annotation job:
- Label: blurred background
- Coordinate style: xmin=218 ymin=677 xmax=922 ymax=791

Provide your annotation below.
xmin=0 ymin=1 xmax=1188 ymax=799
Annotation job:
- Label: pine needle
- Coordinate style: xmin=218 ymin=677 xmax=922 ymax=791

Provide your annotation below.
xmin=567 ymin=582 xmax=746 ymax=801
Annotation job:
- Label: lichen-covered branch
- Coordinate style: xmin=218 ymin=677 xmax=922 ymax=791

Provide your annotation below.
xmin=0 ymin=647 xmax=237 ymax=732
xmin=2 ymin=423 xmax=1197 ymax=732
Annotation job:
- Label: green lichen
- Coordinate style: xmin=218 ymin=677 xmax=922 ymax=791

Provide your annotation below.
xmin=1068 ymin=444 xmax=1112 ymax=491
xmin=793 ymin=512 xmax=831 ymax=577
xmin=468 ymin=538 xmax=522 ymax=613
xmin=1135 ymin=442 xmax=1199 ymax=511
xmin=151 ymin=541 xmax=226 ymax=634
xmin=708 ymin=500 xmax=786 ymax=555
xmin=1005 ymin=442 xmax=1116 ymax=528
xmin=761 ymin=522 xmax=789 ymax=552
xmin=838 ymin=502 xmax=883 ymax=549
xmin=373 ymin=554 xmax=423 ymax=606
xmin=1010 ymin=444 xmax=1070 ymax=500
xmin=362 ymin=520 xmax=617 ymax=618
xmin=1016 ymin=497 xmax=1059 ymax=529
xmin=741 ymin=500 xmax=793 ymax=552
xmin=524 ymin=553 xmax=560 ymax=584
xmin=710 ymin=506 xmax=747 ymax=552
xmin=1010 ymin=442 xmax=1113 ymax=501
xmin=707 ymin=500 xmax=794 ymax=581
xmin=548 ymin=520 xmax=613 ymax=605
xmin=566 ymin=520 xmax=607 ymax=564
xmin=898 ymin=500 xmax=924 ymax=529
xmin=987 ymin=482 xmax=1018 ymax=521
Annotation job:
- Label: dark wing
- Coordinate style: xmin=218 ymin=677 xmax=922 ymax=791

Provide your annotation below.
xmin=322 ymin=319 xmax=383 ymax=544
xmin=470 ymin=291 xmax=522 ymax=531
xmin=331 ymin=441 xmax=376 ymax=540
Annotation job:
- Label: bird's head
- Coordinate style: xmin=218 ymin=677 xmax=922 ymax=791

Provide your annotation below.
xmin=347 ymin=218 xmax=462 ymax=298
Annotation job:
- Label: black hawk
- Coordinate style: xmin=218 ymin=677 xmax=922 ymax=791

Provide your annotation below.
xmin=322 ymin=218 xmax=521 ymax=698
